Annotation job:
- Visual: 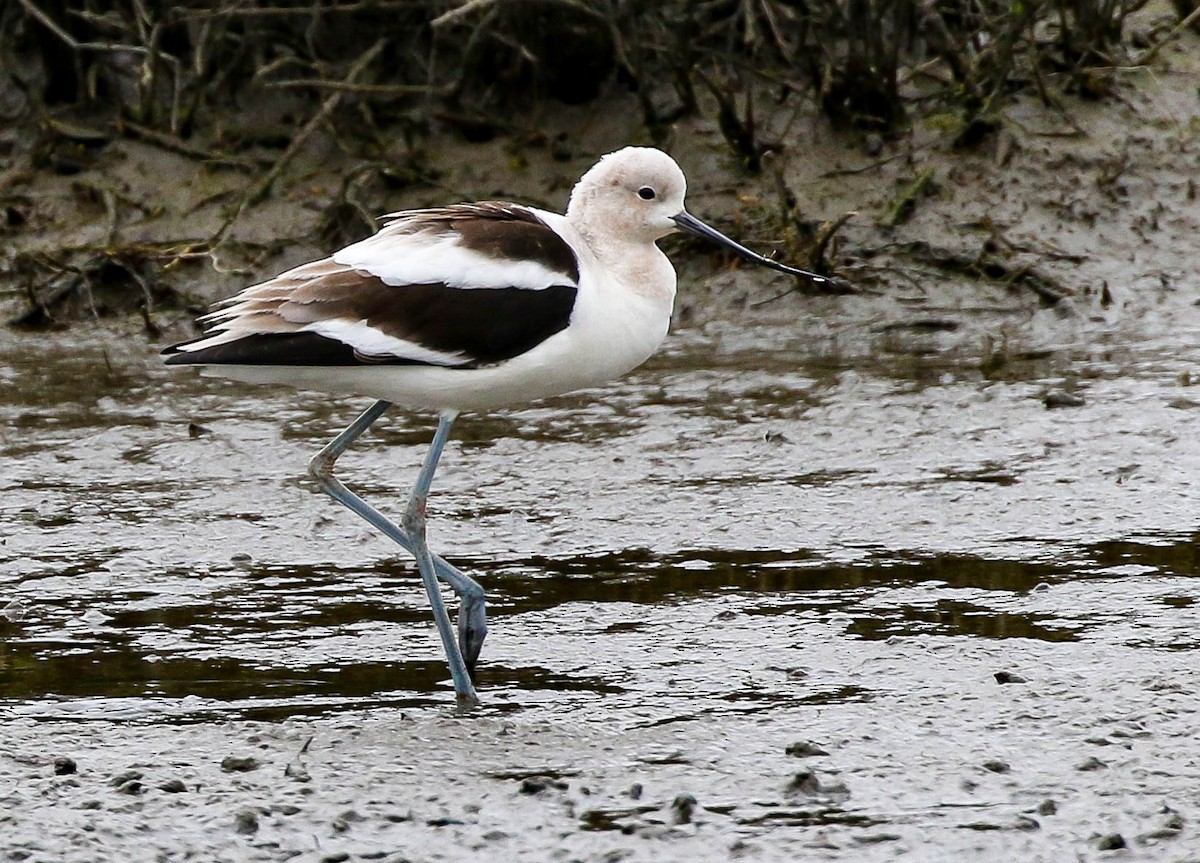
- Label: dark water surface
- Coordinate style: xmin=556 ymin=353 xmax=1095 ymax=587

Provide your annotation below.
xmin=2 ymin=312 xmax=1199 ymax=860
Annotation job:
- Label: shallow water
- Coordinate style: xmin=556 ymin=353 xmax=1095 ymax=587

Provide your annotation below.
xmin=2 ymin=310 xmax=1200 ymax=861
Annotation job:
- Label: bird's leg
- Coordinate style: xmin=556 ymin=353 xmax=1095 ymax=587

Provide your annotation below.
xmin=307 ymin=400 xmax=487 ymax=703
xmin=396 ymin=411 xmax=477 ymax=701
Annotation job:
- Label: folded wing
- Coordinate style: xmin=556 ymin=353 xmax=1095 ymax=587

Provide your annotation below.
xmin=164 ymin=204 xmax=580 ymax=369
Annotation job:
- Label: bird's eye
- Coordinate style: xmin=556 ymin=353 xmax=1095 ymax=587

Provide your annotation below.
xmin=637 ymin=186 xmax=656 ymax=200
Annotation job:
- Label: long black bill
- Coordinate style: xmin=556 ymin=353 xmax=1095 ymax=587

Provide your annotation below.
xmin=671 ymin=210 xmax=836 ymax=286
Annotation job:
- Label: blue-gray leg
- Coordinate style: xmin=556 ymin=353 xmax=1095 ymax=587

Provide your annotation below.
xmin=307 ymin=400 xmax=487 ymax=703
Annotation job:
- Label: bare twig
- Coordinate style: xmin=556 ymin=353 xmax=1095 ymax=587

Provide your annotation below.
xmin=210 ymin=38 xmax=387 ymax=247
xmin=810 ymin=211 xmax=857 ymax=270
xmin=432 ymin=0 xmax=502 ymax=27
xmin=15 ymin=0 xmax=149 ymax=57
xmin=1132 ymin=5 xmax=1200 ymax=66
xmin=432 ymin=0 xmax=606 ymax=29
xmin=176 ymin=1 xmax=416 ymax=21
xmin=119 ymin=120 xmax=263 ymax=170
xmin=819 ymin=153 xmax=904 ymax=178
xmin=694 ymin=66 xmax=764 ymax=171
xmin=262 ymin=80 xmax=445 ymax=98
xmin=881 ymin=168 xmax=936 ymax=228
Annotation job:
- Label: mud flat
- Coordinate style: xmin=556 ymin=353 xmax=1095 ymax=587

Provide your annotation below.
xmin=3 ymin=291 xmax=1200 ymax=860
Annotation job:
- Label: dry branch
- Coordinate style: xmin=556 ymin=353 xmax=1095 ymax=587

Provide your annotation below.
xmin=1132 ymin=4 xmax=1200 ymax=64
xmin=14 ymin=0 xmax=150 ymax=56
xmin=119 ymin=120 xmax=262 ymax=170
xmin=210 ymin=38 xmax=387 ymax=247
xmin=262 ymin=80 xmax=444 ymax=98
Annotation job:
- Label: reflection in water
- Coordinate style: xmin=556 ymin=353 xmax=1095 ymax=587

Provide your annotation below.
xmin=1 ymin=534 xmax=1197 ymax=714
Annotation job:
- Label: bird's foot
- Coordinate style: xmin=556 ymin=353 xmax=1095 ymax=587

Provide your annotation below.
xmin=458 ymin=596 xmax=488 ymax=682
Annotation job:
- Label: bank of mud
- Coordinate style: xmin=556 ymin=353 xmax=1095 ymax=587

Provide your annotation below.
xmin=4 ymin=303 xmax=1200 ymax=859
xmin=1 ymin=17 xmax=1198 ymax=354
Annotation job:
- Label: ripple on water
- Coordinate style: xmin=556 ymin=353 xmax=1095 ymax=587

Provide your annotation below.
xmin=2 ymin=324 xmax=1200 ymax=723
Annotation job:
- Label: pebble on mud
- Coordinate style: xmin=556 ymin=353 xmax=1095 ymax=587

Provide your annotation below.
xmin=785 ymin=771 xmax=850 ymax=802
xmin=994 ymin=671 xmax=1027 ymax=684
xmin=1037 ymin=799 xmax=1058 ymax=816
xmin=579 ymin=809 xmax=621 ymax=831
xmin=425 ymin=816 xmax=466 ymax=827
xmin=787 ymin=770 xmax=822 ymax=796
xmin=53 ymin=757 xmax=77 ymax=775
xmin=785 ymin=740 xmax=830 ymax=757
xmin=115 ymin=780 xmax=145 ymax=795
xmin=158 ymin=779 xmax=188 ymax=793
xmin=331 ymin=812 xmax=361 ymax=833
xmin=670 ymin=793 xmax=697 ymax=824
xmin=1043 ymin=389 xmax=1086 ymax=408
xmin=982 ymin=760 xmax=1010 ymax=774
xmin=234 ymin=809 xmax=259 ymax=834
xmin=221 ymin=755 xmax=261 ymax=773
xmin=1139 ymin=807 xmax=1185 ymax=841
xmin=519 ymin=775 xmax=568 ymax=795
xmin=1166 ymin=396 xmax=1200 ymax=410
xmin=1096 ymin=833 xmax=1126 ymax=850
xmin=109 ymin=770 xmax=143 ymax=786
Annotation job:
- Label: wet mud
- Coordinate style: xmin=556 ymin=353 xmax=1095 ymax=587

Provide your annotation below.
xmin=3 ymin=295 xmax=1200 ymax=861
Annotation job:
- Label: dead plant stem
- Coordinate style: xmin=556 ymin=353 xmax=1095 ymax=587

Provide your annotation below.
xmin=210 ymin=38 xmax=387 ymax=247
xmin=15 ymin=0 xmax=149 ymax=57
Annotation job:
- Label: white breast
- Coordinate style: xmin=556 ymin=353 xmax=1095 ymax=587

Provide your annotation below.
xmin=209 ymin=213 xmax=677 ymax=414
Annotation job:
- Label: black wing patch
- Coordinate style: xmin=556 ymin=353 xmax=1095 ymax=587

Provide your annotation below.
xmin=164 ymin=280 xmax=579 ymax=368
xmin=163 ymin=203 xmax=581 ymax=369
xmin=163 ymin=332 xmax=360 ymax=366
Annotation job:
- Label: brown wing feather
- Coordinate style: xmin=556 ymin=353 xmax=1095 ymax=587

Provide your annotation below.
xmin=168 ymin=204 xmax=581 ymax=368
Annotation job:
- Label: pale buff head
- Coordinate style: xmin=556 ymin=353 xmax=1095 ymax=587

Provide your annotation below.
xmin=566 ymin=147 xmax=688 ymax=243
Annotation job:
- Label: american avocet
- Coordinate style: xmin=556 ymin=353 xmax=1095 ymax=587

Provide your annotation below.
xmin=165 ymin=147 xmax=836 ymax=703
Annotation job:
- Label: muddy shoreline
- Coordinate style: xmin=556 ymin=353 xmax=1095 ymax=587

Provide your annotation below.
xmin=0 ymin=23 xmax=1195 ymax=337
xmin=4 ymin=306 xmax=1200 ymax=859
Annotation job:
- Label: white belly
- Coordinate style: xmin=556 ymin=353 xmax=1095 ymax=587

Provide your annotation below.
xmin=203 ymin=284 xmax=672 ymax=413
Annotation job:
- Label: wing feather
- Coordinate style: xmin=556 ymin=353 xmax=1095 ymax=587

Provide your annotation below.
xmin=165 ymin=204 xmax=581 ymax=369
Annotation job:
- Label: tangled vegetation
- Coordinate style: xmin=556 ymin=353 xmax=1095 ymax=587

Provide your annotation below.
xmin=2 ymin=0 xmax=1194 ymax=326
xmin=2 ymin=0 xmax=1169 ymax=154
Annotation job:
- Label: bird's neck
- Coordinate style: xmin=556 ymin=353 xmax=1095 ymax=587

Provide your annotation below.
xmin=585 ymin=232 xmax=677 ymax=306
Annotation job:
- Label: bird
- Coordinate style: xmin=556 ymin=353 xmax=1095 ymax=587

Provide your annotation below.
xmin=164 ymin=146 xmax=840 ymax=704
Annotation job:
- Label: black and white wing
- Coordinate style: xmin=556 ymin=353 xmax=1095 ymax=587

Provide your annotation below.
xmin=164 ymin=203 xmax=581 ymax=369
